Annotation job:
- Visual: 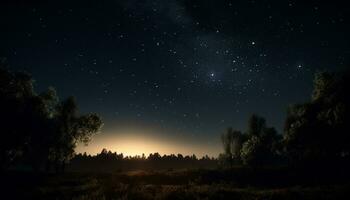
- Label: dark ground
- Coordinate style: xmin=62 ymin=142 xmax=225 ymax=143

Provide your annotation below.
xmin=2 ymin=167 xmax=350 ymax=200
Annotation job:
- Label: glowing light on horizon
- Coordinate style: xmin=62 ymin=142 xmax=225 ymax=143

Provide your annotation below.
xmin=75 ymin=128 xmax=221 ymax=157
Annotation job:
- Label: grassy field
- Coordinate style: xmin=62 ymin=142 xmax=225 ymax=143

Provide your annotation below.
xmin=3 ymin=168 xmax=350 ymax=200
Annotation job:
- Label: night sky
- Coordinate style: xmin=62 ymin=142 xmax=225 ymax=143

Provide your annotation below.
xmin=1 ymin=0 xmax=349 ymax=156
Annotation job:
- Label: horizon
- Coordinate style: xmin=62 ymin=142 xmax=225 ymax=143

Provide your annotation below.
xmin=75 ymin=126 xmax=223 ymax=157
xmin=1 ymin=1 xmax=350 ymax=199
xmin=1 ymin=0 xmax=348 ymax=157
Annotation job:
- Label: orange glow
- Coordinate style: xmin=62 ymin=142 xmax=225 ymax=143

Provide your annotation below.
xmin=75 ymin=127 xmax=221 ymax=157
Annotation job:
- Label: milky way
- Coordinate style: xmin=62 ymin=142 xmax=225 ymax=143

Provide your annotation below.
xmin=1 ymin=0 xmax=349 ymax=155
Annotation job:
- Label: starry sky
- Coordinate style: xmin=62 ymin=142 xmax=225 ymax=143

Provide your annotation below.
xmin=1 ymin=0 xmax=349 ymax=156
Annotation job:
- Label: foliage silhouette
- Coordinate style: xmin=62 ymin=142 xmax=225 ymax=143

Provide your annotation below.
xmin=220 ymin=128 xmax=246 ymax=167
xmin=220 ymin=69 xmax=350 ymax=168
xmin=220 ymin=115 xmax=282 ymax=167
xmin=284 ymin=70 xmax=350 ymax=166
xmin=0 ymin=62 xmax=103 ymax=171
xmin=70 ymin=149 xmax=217 ymax=171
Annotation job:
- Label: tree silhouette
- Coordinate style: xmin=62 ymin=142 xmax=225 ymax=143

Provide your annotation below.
xmin=241 ymin=115 xmax=281 ymax=166
xmin=46 ymin=97 xmax=103 ymax=172
xmin=0 ymin=62 xmax=37 ymax=168
xmin=220 ymin=114 xmax=281 ymax=167
xmin=247 ymin=114 xmax=266 ymax=137
xmin=70 ymin=149 xmax=217 ymax=171
xmin=240 ymin=135 xmax=263 ymax=166
xmin=221 ymin=127 xmax=245 ymax=167
xmin=0 ymin=63 xmax=103 ymax=171
xmin=284 ymin=70 xmax=350 ymax=166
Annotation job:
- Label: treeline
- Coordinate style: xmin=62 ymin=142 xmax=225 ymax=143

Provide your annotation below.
xmin=219 ymin=70 xmax=350 ymax=169
xmin=69 ymin=149 xmax=217 ymax=171
xmin=1 ymin=58 xmax=349 ymax=173
xmin=0 ymin=61 xmax=103 ymax=172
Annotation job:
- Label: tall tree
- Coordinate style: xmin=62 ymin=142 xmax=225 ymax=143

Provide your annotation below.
xmin=0 ymin=63 xmax=103 ymax=171
xmin=284 ymin=70 xmax=350 ymax=165
xmin=221 ymin=127 xmax=245 ymax=167
xmin=241 ymin=115 xmax=281 ymax=166
xmin=49 ymin=97 xmax=103 ymax=172
xmin=0 ymin=63 xmax=36 ymax=168
xmin=247 ymin=114 xmax=266 ymax=137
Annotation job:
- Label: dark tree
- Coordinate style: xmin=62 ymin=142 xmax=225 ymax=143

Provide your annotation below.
xmin=247 ymin=114 xmax=266 ymax=137
xmin=221 ymin=127 xmax=245 ymax=167
xmin=284 ymin=70 xmax=350 ymax=165
xmin=220 ymin=115 xmax=281 ymax=167
xmin=241 ymin=116 xmax=281 ymax=166
xmin=0 ymin=63 xmax=103 ymax=171
xmin=0 ymin=62 xmax=37 ymax=168
xmin=48 ymin=97 xmax=103 ymax=172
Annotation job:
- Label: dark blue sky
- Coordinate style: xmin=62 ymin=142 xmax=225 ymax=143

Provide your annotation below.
xmin=1 ymin=0 xmax=349 ymax=156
